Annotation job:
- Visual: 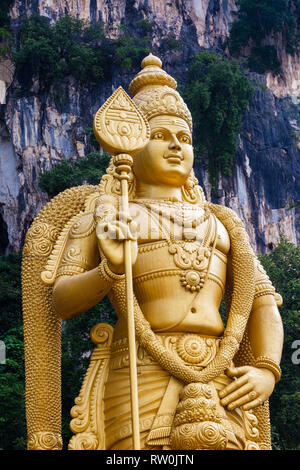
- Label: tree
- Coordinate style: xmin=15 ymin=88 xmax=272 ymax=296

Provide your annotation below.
xmin=13 ymin=14 xmax=111 ymax=90
xmin=0 ymin=253 xmax=26 ymax=450
xmin=228 ymin=0 xmax=300 ymax=74
xmin=259 ymin=239 xmax=300 ymax=449
xmin=183 ymin=51 xmax=254 ymax=192
xmin=39 ymin=151 xmax=111 ymax=197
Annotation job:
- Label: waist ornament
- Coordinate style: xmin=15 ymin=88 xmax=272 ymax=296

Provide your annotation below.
xmin=110 ymin=332 xmax=221 ymax=370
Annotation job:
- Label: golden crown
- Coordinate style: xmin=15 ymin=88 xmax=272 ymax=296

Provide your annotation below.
xmin=129 ymin=54 xmax=193 ymax=132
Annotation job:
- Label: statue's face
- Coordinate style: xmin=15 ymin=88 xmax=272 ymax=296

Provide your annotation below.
xmin=133 ymin=115 xmax=194 ymax=187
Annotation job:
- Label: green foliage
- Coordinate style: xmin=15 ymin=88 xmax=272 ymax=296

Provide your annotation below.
xmin=161 ymin=33 xmax=181 ymax=51
xmin=0 ymin=0 xmax=13 ymax=58
xmin=113 ymin=25 xmax=151 ymax=69
xmin=228 ymin=0 xmax=300 ymax=74
xmin=39 ymin=151 xmax=111 ymax=197
xmin=259 ymin=239 xmax=300 ymax=449
xmin=13 ymin=14 xmax=111 ymax=90
xmin=0 ymin=252 xmax=22 ymax=336
xmin=12 ymin=14 xmax=152 ymax=90
xmin=136 ymin=18 xmax=153 ymax=34
xmin=183 ymin=51 xmax=254 ymax=192
xmin=0 ymin=325 xmax=26 ymax=450
xmin=0 ymin=0 xmax=13 ymax=30
xmin=0 ymin=253 xmax=26 ymax=450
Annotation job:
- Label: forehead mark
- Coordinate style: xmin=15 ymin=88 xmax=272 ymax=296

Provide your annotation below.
xmin=149 ymin=117 xmax=191 ymax=134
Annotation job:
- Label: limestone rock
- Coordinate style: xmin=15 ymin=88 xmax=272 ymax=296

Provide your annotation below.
xmin=0 ymin=0 xmax=299 ymax=253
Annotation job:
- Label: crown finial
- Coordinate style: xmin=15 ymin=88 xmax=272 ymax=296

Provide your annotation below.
xmin=141 ymin=53 xmax=162 ymax=69
xmin=129 ymin=53 xmax=177 ymax=97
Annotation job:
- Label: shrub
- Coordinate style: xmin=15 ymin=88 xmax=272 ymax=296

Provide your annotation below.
xmin=13 ymin=15 xmax=110 ymax=90
xmin=183 ymin=51 xmax=254 ymax=192
xmin=39 ymin=151 xmax=111 ymax=197
xmin=13 ymin=15 xmax=153 ymax=90
xmin=228 ymin=0 xmax=300 ymax=74
xmin=259 ymin=240 xmax=300 ymax=449
xmin=113 ymin=25 xmax=151 ymax=69
xmin=0 ymin=0 xmax=13 ymax=58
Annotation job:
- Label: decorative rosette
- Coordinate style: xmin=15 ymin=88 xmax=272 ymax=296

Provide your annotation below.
xmin=170 ymin=382 xmax=228 ymax=450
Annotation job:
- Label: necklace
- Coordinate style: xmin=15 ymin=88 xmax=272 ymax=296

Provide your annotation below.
xmin=132 ymin=197 xmax=182 ymax=204
xmin=132 ymin=199 xmax=210 ymax=236
xmin=136 ymin=200 xmax=217 ymax=292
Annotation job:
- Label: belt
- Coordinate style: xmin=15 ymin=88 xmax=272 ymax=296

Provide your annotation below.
xmin=110 ymin=332 xmax=221 ymax=370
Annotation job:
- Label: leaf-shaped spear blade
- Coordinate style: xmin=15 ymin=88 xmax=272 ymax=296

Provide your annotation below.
xmin=93 ymin=86 xmax=150 ymax=156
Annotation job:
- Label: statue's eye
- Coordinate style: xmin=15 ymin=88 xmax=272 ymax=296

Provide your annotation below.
xmin=152 ymin=132 xmax=164 ymax=140
xmin=179 ymin=134 xmax=191 ymax=144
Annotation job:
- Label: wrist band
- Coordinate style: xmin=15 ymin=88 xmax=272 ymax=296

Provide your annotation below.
xmin=98 ymin=259 xmax=125 ymax=282
xmin=254 ymin=356 xmax=282 ymax=383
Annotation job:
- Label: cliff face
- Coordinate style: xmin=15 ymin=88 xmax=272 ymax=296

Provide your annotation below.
xmin=0 ymin=0 xmax=299 ymax=253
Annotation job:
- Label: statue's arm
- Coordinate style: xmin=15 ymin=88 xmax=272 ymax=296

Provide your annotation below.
xmin=52 ymin=206 xmax=137 ymax=320
xmin=226 ymin=252 xmax=284 ymax=363
xmin=220 ymin=254 xmax=284 ymax=411
xmin=247 ymin=291 xmax=283 ymax=364
xmin=53 ymin=269 xmax=113 ymax=321
xmin=52 ymin=214 xmax=113 ymax=321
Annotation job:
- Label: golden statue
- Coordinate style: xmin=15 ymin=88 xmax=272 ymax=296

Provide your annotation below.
xmin=22 ymin=54 xmax=284 ymax=451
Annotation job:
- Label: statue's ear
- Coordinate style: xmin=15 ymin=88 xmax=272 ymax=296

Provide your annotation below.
xmin=181 ymin=169 xmax=206 ymax=206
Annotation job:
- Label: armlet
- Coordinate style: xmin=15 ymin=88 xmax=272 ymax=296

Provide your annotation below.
xmin=41 ymin=192 xmax=99 ymax=285
xmin=254 ymin=258 xmax=282 ymax=306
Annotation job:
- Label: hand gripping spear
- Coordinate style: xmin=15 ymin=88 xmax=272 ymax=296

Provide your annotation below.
xmin=93 ymin=87 xmax=150 ymax=450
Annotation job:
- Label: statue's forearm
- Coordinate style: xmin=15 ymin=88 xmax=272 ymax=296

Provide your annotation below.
xmin=52 ymin=268 xmax=112 ymax=320
xmin=248 ymin=295 xmax=284 ymax=363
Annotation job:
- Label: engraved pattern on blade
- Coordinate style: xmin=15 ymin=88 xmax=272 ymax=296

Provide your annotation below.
xmin=93 ymin=87 xmax=150 ymax=155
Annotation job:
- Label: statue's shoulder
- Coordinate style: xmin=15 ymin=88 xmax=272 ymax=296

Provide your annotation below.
xmin=208 ymin=202 xmax=241 ymax=222
xmin=208 ymin=202 xmax=246 ymax=232
xmin=39 ymin=186 xmax=100 ymax=285
xmin=68 ymin=212 xmax=96 ymax=240
xmin=205 ymin=203 xmax=231 ymax=254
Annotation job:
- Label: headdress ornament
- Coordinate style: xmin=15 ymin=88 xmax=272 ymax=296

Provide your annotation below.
xmin=129 ymin=53 xmax=193 ymax=132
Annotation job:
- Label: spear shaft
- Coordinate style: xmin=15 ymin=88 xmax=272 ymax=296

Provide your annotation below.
xmin=115 ymin=154 xmax=140 ymax=450
xmin=93 ymin=87 xmax=150 ymax=451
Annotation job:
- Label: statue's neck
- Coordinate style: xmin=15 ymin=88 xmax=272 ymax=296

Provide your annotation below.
xmin=134 ymin=182 xmax=182 ymax=201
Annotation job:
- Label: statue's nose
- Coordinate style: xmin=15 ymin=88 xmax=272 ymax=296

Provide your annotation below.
xmin=169 ymin=134 xmax=181 ymax=150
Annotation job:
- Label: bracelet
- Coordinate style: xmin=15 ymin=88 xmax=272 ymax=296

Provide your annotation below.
xmin=98 ymin=259 xmax=125 ymax=282
xmin=254 ymin=356 xmax=282 ymax=383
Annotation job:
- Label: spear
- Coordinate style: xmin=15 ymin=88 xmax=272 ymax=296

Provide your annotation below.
xmin=93 ymin=87 xmax=150 ymax=450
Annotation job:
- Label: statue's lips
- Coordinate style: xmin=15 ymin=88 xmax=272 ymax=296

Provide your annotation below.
xmin=165 ymin=154 xmax=183 ymax=164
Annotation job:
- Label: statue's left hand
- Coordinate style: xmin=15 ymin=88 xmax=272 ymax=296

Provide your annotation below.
xmin=219 ymin=366 xmax=275 ymax=411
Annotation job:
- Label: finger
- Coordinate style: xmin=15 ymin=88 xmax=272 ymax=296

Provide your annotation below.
xmin=226 ymin=390 xmax=258 ymax=411
xmin=117 ymin=211 xmax=132 ymax=223
xmin=96 ymin=222 xmax=115 ymax=239
xmin=115 ymin=224 xmax=127 ymax=240
xmin=243 ymin=397 xmax=263 ymax=411
xmin=226 ymin=366 xmax=250 ymax=378
xmin=219 ymin=375 xmax=248 ymax=398
xmin=112 ymin=221 xmax=134 ymax=239
xmin=220 ymin=383 xmax=253 ymax=406
xmin=128 ymin=223 xmax=138 ymax=240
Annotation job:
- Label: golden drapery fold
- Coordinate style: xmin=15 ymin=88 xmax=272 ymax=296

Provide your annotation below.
xmin=103 ymin=362 xmax=248 ymax=450
xmin=103 ymin=333 xmax=254 ymax=450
